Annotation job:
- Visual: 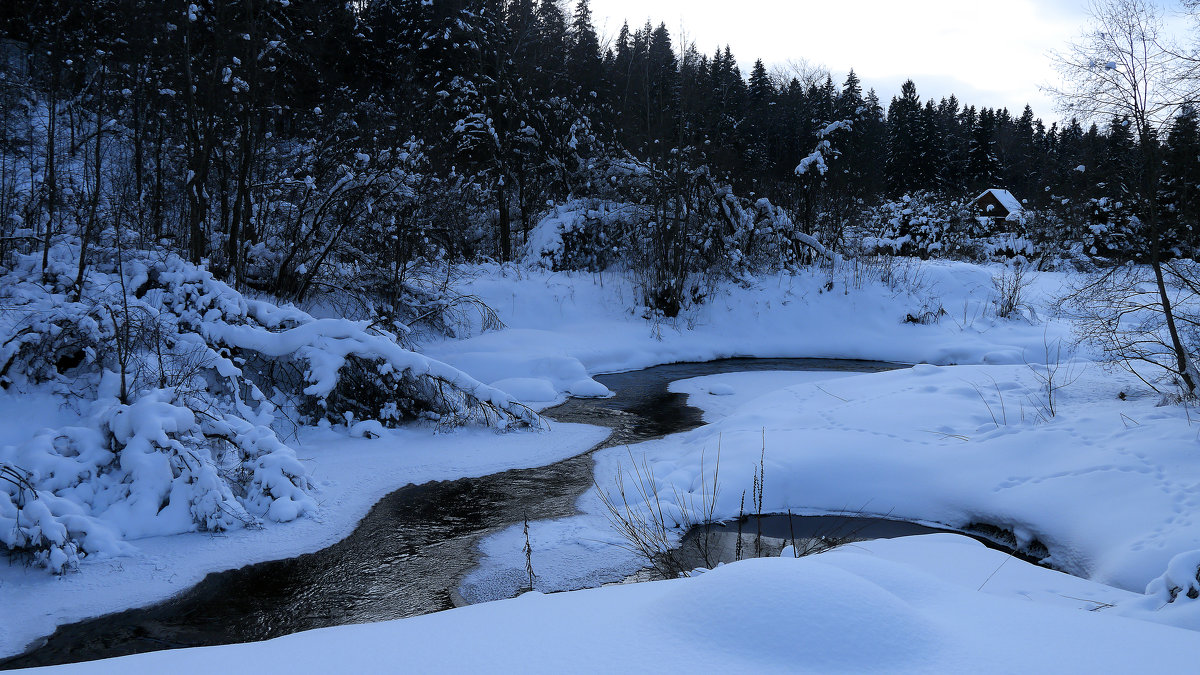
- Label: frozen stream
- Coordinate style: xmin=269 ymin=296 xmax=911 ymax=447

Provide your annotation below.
xmin=3 ymin=358 xmax=907 ymax=669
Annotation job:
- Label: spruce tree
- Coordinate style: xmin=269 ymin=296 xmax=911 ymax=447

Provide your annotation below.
xmin=1160 ymin=106 xmax=1200 ymax=253
xmin=886 ymin=79 xmax=923 ymax=196
xmin=566 ymin=0 xmax=604 ymax=103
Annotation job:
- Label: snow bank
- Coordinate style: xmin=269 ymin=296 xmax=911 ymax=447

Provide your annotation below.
xmin=33 ymin=535 xmax=1200 ymax=674
xmin=667 ymin=370 xmax=862 ymax=422
xmin=464 ymin=360 xmax=1200 ymax=635
xmin=0 ymin=421 xmax=608 ymax=659
xmin=0 ymin=242 xmax=542 ymax=572
xmin=427 ymin=259 xmax=1073 ymax=397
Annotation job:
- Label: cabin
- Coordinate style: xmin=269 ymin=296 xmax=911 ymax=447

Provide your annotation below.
xmin=971 ymin=189 xmax=1024 ymax=226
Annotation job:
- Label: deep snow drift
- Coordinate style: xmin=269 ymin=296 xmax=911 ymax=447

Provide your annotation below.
xmin=27 ymin=535 xmax=1200 ymax=674
xmin=0 ymin=418 xmax=607 ymax=659
xmin=431 ymin=262 xmax=1200 ymax=633
xmin=7 ymin=255 xmax=1200 ymax=667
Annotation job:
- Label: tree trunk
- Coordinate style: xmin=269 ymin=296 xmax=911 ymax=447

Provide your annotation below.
xmin=41 ymin=71 xmax=58 ymax=276
xmin=1151 ymin=254 xmax=1196 ymax=394
xmin=229 ymin=118 xmax=256 ymax=284
xmin=498 ymin=176 xmax=511 ymax=261
xmin=186 ymin=147 xmax=210 ymax=264
xmin=73 ymin=65 xmax=105 ymax=302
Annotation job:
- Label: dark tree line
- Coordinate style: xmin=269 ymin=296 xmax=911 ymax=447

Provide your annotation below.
xmin=4 ymin=0 xmax=1200 ymax=308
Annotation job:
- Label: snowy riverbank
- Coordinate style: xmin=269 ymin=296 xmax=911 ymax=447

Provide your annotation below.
xmin=0 ymin=421 xmax=607 ymax=659
xmin=465 ymin=363 xmax=1200 ymax=631
xmin=26 ymin=535 xmax=1200 ymax=674
xmin=8 ymin=258 xmax=1200 ymax=668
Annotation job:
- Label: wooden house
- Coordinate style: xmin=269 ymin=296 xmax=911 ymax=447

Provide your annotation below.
xmin=971 ymin=189 xmax=1024 ymax=225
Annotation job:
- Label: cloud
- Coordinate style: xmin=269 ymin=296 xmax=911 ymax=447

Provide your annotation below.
xmin=590 ymin=0 xmax=1082 ymax=119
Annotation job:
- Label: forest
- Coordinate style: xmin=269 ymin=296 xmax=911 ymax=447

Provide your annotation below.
xmin=4 ymin=0 xmax=1198 ymax=320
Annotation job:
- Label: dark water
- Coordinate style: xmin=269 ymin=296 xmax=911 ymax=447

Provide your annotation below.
xmin=1 ymin=358 xmax=900 ymax=669
xmin=675 ymin=514 xmax=1048 ymax=570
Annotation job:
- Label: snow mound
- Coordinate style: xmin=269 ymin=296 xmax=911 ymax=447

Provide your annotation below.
xmin=567 ymin=378 xmax=612 ymax=398
xmin=52 ymin=539 xmax=1200 ymax=673
xmin=348 ymin=420 xmax=387 ymax=439
xmin=651 ymin=557 xmax=938 ymax=668
xmin=0 ymin=242 xmax=542 ymax=572
xmin=1148 ymin=550 xmax=1200 ymax=602
xmin=490 ymin=377 xmax=559 ymax=403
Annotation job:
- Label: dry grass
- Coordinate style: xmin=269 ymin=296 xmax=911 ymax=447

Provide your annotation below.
xmin=595 ymin=446 xmax=720 ymax=579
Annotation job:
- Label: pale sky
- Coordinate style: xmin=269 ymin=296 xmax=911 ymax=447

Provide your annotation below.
xmin=587 ymin=0 xmax=1185 ymax=124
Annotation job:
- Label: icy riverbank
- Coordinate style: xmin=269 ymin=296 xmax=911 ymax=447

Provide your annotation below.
xmin=27 ymin=535 xmax=1200 ymax=674
xmin=0 ymin=421 xmax=607 ymax=660
xmin=9 ymin=257 xmax=1200 ymax=668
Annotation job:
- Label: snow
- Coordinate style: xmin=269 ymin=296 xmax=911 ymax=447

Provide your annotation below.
xmin=0 ymin=421 xmax=608 ymax=658
xmin=0 ymin=244 xmax=549 ymax=578
xmin=668 ymin=371 xmax=861 ymax=421
xmin=0 ymin=394 xmax=82 ymax=449
xmin=10 ymin=255 xmax=1200 ymax=665
xmin=567 ymin=378 xmax=613 ymax=398
xmin=31 ymin=535 xmax=1200 ymax=674
xmin=795 ymin=146 xmax=829 ymax=176
xmin=465 ymin=360 xmax=1200 ymax=615
xmin=488 ymin=377 xmax=560 ymax=403
xmin=974 ymin=188 xmax=1024 ymax=216
xmin=407 ymin=261 xmax=1200 ymax=638
xmin=425 ymin=260 xmax=1071 ymax=400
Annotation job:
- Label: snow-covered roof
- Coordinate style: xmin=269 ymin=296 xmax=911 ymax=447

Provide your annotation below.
xmin=972 ymin=189 xmax=1023 ymax=215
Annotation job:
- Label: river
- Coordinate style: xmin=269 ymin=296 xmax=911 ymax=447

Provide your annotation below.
xmin=3 ymin=358 xmax=928 ymax=668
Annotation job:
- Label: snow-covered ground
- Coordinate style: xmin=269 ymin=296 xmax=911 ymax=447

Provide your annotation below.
xmin=667 ymin=370 xmax=864 ymax=422
xmin=426 ymin=260 xmax=1069 ymax=396
xmin=438 ymin=262 xmax=1200 ymax=632
xmin=0 ymin=420 xmax=607 ymax=659
xmin=465 ymin=362 xmax=1200 ymax=628
xmin=27 ymin=535 xmax=1200 ymax=674
xmin=9 ymin=257 xmax=1200 ymax=668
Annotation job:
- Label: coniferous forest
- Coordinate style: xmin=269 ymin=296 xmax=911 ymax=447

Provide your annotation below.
xmin=5 ymin=0 xmax=1199 ymax=321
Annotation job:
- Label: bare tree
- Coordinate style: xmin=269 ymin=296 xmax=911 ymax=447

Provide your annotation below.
xmin=1049 ymin=0 xmax=1200 ymax=396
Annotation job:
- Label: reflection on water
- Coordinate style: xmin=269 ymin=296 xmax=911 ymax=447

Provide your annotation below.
xmin=1 ymin=359 xmax=898 ymax=669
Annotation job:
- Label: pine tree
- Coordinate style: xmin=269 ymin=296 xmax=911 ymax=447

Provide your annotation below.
xmin=1160 ymin=106 xmax=1200 ymax=253
xmin=886 ymin=79 xmax=923 ymax=196
xmin=743 ymin=59 xmax=776 ymax=183
xmin=566 ymin=0 xmax=604 ymax=103
xmin=1003 ymin=105 xmax=1039 ymax=202
xmin=534 ymin=0 xmax=569 ymax=95
xmin=643 ymin=23 xmax=678 ymax=160
xmin=1089 ymin=116 xmax=1139 ymax=254
xmin=935 ymin=96 xmax=967 ymax=193
xmin=916 ymin=99 xmax=943 ymax=191
xmin=967 ymin=108 xmax=1000 ymax=192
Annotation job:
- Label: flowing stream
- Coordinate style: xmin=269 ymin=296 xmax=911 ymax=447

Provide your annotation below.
xmin=4 ymin=358 xmax=929 ymax=669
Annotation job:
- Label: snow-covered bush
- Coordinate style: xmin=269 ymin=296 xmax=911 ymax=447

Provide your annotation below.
xmin=523 ymin=198 xmax=643 ymax=273
xmin=856 ymin=193 xmax=976 ymax=259
xmin=0 ymin=239 xmax=541 ymax=572
xmin=0 ymin=460 xmax=122 ymax=574
xmin=525 ymin=163 xmax=831 ymax=317
xmin=855 ymin=193 xmax=1042 ymax=263
xmin=1145 ymin=550 xmax=1200 ymax=604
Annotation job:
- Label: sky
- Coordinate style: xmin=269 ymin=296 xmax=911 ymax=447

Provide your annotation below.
xmin=586 ymin=0 xmax=1185 ymax=124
